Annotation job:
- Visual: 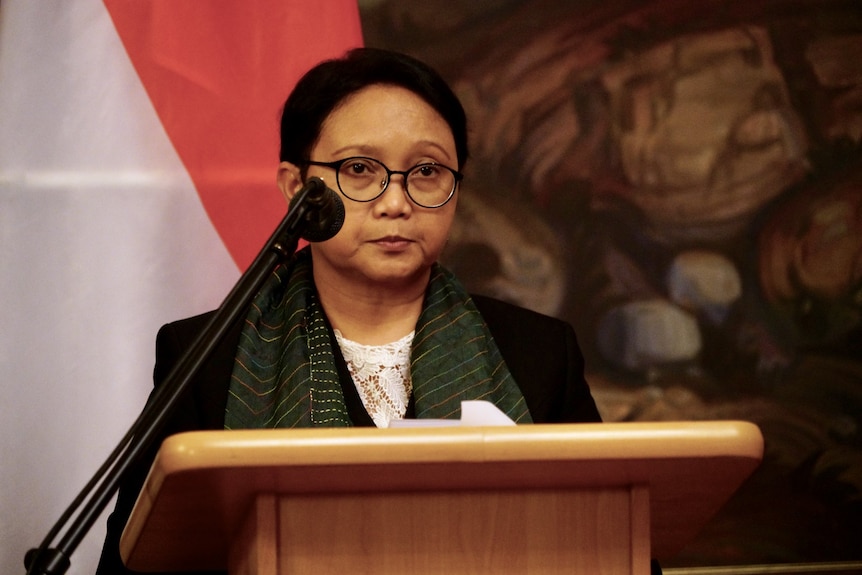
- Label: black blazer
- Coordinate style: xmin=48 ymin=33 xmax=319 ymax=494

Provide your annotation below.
xmin=96 ymin=294 xmax=601 ymax=575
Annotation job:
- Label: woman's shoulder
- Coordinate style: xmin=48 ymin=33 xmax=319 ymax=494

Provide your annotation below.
xmin=470 ymin=294 xmax=600 ymax=424
xmin=470 ymin=294 xmax=572 ymax=335
xmin=159 ymin=310 xmax=219 ymax=338
xmin=469 ymin=293 xmax=580 ymax=364
xmin=153 ymin=309 xmax=244 ymax=389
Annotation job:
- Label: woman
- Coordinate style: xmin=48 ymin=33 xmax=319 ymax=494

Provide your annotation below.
xmin=97 ymin=47 xmax=601 ymax=575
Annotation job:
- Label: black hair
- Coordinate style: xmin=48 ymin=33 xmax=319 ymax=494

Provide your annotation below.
xmin=279 ymin=47 xmax=468 ymax=169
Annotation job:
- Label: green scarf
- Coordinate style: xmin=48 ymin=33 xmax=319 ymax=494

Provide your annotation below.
xmin=224 ymin=248 xmax=532 ymax=429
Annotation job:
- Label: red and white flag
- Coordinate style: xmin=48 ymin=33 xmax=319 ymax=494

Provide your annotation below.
xmin=0 ymin=2 xmax=362 ymax=573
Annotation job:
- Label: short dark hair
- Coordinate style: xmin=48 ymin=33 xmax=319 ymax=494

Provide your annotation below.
xmin=279 ymin=47 xmax=468 ymax=169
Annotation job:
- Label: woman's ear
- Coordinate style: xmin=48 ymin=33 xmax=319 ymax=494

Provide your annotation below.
xmin=276 ymin=161 xmax=304 ymax=203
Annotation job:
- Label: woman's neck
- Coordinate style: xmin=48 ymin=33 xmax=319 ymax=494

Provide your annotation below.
xmin=313 ymin=268 xmax=428 ymax=346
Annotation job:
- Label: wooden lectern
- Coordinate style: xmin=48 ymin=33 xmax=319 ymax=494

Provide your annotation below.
xmin=120 ymin=421 xmax=763 ymax=574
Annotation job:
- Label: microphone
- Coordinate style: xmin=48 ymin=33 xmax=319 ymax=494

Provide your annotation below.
xmin=22 ymin=177 xmax=344 ymax=575
xmin=289 ymin=177 xmax=345 ymax=242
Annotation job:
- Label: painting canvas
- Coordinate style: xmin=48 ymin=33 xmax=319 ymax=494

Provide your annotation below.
xmin=360 ymin=0 xmax=862 ymax=567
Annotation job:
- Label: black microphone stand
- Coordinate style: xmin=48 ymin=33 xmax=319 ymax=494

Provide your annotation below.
xmin=24 ymin=178 xmax=335 ymax=575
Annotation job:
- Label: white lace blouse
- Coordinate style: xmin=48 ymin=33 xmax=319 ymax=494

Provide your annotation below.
xmin=333 ymin=329 xmax=414 ymax=428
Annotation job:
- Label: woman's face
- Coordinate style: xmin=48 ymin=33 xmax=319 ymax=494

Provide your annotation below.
xmin=279 ymin=84 xmax=459 ymax=292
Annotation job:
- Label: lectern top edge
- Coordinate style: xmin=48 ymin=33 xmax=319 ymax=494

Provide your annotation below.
xmin=155 ymin=420 xmax=764 ymax=474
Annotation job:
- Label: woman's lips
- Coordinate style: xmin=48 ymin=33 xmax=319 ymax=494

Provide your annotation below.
xmin=372 ymin=236 xmax=412 ymax=250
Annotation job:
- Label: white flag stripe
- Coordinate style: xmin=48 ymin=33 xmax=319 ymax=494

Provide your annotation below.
xmin=0 ymin=2 xmax=239 ymax=575
xmin=1 ymin=170 xmax=183 ymax=188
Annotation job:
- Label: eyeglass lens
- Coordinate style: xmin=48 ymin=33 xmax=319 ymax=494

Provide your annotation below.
xmin=336 ymin=157 xmax=456 ymax=208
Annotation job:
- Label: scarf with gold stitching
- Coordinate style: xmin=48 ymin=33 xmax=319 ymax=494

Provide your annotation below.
xmin=224 ymin=247 xmax=532 ymax=429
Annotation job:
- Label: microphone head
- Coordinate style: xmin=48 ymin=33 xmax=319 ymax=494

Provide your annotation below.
xmin=290 ymin=177 xmax=345 ymax=242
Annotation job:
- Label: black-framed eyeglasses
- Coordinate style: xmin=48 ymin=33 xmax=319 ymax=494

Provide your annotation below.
xmin=301 ymin=156 xmax=463 ymax=209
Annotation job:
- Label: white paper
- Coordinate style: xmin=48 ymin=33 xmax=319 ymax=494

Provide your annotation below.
xmin=388 ymin=400 xmax=516 ymax=428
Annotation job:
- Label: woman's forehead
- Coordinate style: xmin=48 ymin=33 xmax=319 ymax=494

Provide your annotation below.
xmin=316 ymin=85 xmax=457 ymax=162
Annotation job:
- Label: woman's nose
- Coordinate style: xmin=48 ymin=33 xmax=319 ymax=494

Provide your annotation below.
xmin=375 ymin=175 xmax=412 ymax=216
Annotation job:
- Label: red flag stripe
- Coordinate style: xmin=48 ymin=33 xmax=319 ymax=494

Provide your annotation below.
xmin=103 ymin=1 xmax=364 ymax=269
